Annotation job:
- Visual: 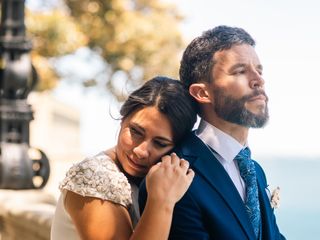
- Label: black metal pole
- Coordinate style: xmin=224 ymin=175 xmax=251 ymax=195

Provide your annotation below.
xmin=0 ymin=0 xmax=50 ymax=189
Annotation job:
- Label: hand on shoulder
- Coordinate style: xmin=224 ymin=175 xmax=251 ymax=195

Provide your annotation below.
xmin=146 ymin=153 xmax=194 ymax=206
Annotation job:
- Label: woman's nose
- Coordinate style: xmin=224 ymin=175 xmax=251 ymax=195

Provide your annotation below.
xmin=133 ymin=141 xmax=149 ymax=159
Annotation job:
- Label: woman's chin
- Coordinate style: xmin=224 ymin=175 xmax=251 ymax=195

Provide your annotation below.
xmin=123 ymin=165 xmax=146 ymax=178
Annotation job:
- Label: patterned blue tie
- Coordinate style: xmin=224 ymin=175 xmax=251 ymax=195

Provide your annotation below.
xmin=235 ymin=147 xmax=261 ymax=239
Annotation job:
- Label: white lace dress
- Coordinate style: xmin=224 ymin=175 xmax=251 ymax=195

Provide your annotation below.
xmin=50 ymin=152 xmax=140 ymax=240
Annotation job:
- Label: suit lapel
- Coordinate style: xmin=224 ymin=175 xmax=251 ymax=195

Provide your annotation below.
xmin=255 ymin=163 xmax=273 ymax=240
xmin=181 ymin=133 xmax=256 ymax=240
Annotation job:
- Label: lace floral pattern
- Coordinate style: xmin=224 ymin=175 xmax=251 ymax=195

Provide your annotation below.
xmin=59 ymin=152 xmax=132 ymax=208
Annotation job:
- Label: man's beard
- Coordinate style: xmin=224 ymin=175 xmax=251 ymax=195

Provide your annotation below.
xmin=213 ymin=87 xmax=269 ymax=128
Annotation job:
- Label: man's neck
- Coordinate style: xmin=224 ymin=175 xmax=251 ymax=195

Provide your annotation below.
xmin=202 ymin=112 xmax=249 ymax=145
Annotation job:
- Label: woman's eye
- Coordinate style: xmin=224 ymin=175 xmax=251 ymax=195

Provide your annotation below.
xmin=154 ymin=141 xmax=168 ymax=148
xmin=130 ymin=127 xmax=142 ymax=136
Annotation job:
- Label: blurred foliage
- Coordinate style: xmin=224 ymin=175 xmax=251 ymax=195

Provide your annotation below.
xmin=25 ymin=0 xmax=185 ymax=98
xmin=26 ymin=9 xmax=88 ymax=91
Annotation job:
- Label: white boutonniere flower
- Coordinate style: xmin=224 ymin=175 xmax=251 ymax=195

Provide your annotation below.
xmin=270 ymin=186 xmax=280 ymax=209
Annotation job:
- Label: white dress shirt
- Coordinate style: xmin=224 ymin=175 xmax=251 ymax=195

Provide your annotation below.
xmin=196 ymin=119 xmax=247 ymax=201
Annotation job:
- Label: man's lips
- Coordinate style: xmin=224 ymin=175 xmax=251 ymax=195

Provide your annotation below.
xmin=248 ymin=94 xmax=267 ymax=102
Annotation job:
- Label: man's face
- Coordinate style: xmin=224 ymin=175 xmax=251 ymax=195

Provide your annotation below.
xmin=209 ymin=44 xmax=269 ymax=128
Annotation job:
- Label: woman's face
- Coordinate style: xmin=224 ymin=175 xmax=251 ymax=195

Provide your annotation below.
xmin=116 ymin=106 xmax=174 ymax=177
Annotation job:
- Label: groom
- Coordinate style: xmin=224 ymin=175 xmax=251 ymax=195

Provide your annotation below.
xmin=140 ymin=25 xmax=286 ymax=239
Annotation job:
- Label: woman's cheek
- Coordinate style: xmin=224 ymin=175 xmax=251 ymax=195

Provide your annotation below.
xmin=120 ymin=129 xmax=134 ymax=148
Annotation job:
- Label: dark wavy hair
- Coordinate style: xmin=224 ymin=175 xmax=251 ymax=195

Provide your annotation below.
xmin=179 ymin=25 xmax=256 ymax=90
xmin=120 ymin=76 xmax=197 ymax=143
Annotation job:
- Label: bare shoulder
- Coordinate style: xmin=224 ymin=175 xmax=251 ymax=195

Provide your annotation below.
xmin=65 ymin=191 xmax=133 ymax=240
xmin=59 ymin=152 xmax=132 ymax=208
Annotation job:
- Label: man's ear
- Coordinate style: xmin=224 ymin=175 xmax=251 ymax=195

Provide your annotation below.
xmin=189 ymin=83 xmax=212 ymax=104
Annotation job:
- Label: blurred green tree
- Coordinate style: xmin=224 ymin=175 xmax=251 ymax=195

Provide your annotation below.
xmin=26 ymin=9 xmax=88 ymax=91
xmin=26 ymin=0 xmax=184 ymax=99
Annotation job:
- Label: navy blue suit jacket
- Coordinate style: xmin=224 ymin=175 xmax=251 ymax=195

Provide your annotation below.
xmin=139 ymin=132 xmax=285 ymax=240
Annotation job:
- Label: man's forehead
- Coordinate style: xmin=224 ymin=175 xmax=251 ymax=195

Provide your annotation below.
xmin=213 ymin=44 xmax=260 ymax=65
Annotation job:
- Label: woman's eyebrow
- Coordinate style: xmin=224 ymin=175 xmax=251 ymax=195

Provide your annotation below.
xmin=153 ymin=134 xmax=175 ymax=145
xmin=130 ymin=123 xmax=145 ymax=132
xmin=131 ymin=122 xmax=173 ymax=144
xmin=155 ymin=137 xmax=174 ymax=144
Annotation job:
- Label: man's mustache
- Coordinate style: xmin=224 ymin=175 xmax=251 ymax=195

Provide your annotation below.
xmin=241 ymin=89 xmax=268 ymax=102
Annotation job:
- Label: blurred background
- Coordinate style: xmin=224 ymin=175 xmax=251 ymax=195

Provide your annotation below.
xmin=1 ymin=0 xmax=320 ymax=239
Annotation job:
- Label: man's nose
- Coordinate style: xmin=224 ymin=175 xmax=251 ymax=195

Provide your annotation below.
xmin=133 ymin=141 xmax=150 ymax=159
xmin=249 ymin=70 xmax=265 ymax=89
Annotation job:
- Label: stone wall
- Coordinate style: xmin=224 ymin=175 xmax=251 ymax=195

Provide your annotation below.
xmin=0 ymin=91 xmax=84 ymax=239
xmin=0 ymin=190 xmax=56 ymax=240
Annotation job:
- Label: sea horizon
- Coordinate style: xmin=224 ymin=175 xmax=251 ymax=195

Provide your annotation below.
xmin=258 ymin=157 xmax=320 ymax=239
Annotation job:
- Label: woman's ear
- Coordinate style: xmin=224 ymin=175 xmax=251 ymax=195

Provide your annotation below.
xmin=120 ymin=118 xmax=125 ymax=127
xmin=189 ymin=83 xmax=212 ymax=104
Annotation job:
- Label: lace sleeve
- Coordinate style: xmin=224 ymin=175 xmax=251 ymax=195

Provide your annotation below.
xmin=59 ymin=153 xmax=132 ymax=208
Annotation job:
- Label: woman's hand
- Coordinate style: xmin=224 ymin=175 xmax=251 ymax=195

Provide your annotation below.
xmin=146 ymin=153 xmax=194 ymax=206
xmin=132 ymin=153 xmax=194 ymax=240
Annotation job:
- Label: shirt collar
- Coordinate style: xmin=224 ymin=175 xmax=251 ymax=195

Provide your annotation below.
xmin=196 ymin=119 xmax=246 ymax=162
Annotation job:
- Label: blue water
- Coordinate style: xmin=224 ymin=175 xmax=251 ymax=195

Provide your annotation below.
xmin=259 ymin=157 xmax=320 ymax=240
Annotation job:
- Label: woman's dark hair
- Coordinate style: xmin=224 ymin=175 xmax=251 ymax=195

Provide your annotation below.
xmin=120 ymin=76 xmax=197 ymax=143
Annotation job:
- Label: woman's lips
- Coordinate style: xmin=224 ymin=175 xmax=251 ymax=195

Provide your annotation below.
xmin=127 ymin=155 xmax=148 ymax=170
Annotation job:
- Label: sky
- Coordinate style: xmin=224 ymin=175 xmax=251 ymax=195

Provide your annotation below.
xmin=53 ymin=0 xmax=320 ymax=158
xmin=174 ymin=0 xmax=320 ymax=158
